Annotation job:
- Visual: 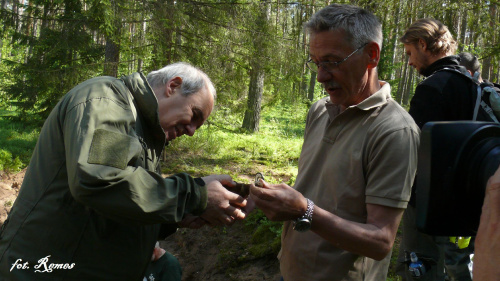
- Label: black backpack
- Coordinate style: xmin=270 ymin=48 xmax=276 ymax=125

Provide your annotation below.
xmin=438 ymin=67 xmax=500 ymax=123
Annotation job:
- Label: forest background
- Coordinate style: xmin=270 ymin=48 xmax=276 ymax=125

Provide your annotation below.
xmin=0 ymin=0 xmax=499 ymax=280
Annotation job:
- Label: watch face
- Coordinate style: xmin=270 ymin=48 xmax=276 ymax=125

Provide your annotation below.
xmin=293 ymin=218 xmax=311 ymax=232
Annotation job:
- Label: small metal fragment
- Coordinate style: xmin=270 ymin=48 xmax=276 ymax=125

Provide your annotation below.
xmin=254 ymin=172 xmax=265 ymax=187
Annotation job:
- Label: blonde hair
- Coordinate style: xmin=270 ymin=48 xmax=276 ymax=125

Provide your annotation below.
xmin=400 ymin=18 xmax=457 ymax=56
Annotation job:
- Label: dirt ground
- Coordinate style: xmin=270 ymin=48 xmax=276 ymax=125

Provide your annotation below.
xmin=0 ymin=169 xmax=25 ymax=226
xmin=0 ymin=169 xmax=280 ymax=281
xmin=161 ymin=224 xmax=280 ymax=281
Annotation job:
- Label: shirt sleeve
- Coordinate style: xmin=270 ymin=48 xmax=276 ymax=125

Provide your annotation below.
xmin=62 ymin=85 xmax=207 ymax=225
xmin=365 ymin=126 xmax=420 ymax=209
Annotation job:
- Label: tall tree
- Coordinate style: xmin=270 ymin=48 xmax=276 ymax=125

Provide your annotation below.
xmin=242 ymin=1 xmax=271 ymax=132
xmin=3 ymin=0 xmax=103 ymax=120
xmin=1 ymin=0 xmax=500 ymax=123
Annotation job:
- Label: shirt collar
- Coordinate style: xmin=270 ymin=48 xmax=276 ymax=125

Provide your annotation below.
xmin=325 ymin=81 xmax=391 ymax=120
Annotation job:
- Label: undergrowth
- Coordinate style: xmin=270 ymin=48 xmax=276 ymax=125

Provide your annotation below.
xmin=0 ymin=115 xmax=39 ymax=173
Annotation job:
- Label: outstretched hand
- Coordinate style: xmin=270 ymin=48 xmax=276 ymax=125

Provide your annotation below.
xmin=473 ymin=164 xmax=500 ymax=280
xmin=200 ymin=174 xmax=247 ymax=226
xmin=249 ymin=179 xmax=307 ymax=221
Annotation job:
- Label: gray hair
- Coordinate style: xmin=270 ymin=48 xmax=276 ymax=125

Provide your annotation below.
xmin=147 ymin=62 xmax=216 ymax=99
xmin=304 ymin=4 xmax=383 ymax=50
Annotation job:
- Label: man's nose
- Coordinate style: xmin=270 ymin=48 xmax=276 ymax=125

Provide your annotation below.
xmin=316 ymin=67 xmax=332 ymax=83
xmin=185 ymin=124 xmax=196 ymax=136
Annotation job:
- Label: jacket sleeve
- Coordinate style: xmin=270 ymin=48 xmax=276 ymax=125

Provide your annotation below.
xmin=61 ymin=82 xmax=207 ymax=225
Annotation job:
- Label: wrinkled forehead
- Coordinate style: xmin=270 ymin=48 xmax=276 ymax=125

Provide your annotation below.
xmin=195 ymin=86 xmax=215 ymax=121
xmin=308 ymin=30 xmax=351 ymax=57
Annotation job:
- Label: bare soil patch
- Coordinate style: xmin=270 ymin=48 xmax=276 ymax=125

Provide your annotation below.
xmin=161 ymin=224 xmax=280 ymax=281
xmin=0 ymin=169 xmax=25 ymax=227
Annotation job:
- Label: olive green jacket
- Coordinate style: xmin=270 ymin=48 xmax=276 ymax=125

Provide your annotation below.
xmin=0 ymin=73 xmax=207 ymax=280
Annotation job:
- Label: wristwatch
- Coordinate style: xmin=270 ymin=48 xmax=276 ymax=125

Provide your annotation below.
xmin=293 ymin=198 xmax=314 ymax=232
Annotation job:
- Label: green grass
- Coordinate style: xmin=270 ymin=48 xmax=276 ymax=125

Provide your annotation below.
xmin=161 ymin=104 xmax=306 ymax=185
xmin=0 ymin=110 xmax=40 ymax=172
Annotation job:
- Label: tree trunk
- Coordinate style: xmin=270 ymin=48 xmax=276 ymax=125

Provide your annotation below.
xmin=241 ymin=0 xmax=269 ymax=132
xmin=402 ymin=67 xmax=415 ymax=106
xmin=137 ymin=58 xmax=143 ymax=73
xmin=104 ymin=38 xmax=120 ymax=77
xmin=458 ymin=8 xmax=467 ymax=52
xmin=389 ymin=0 xmax=402 ymax=81
xmin=242 ymin=66 xmax=264 ymax=132
xmin=307 ymin=71 xmax=317 ymax=101
xmin=482 ymin=3 xmax=497 ymax=81
xmin=397 ymin=56 xmax=409 ymax=104
xmin=151 ymin=0 xmax=175 ymax=69
xmin=103 ymin=1 xmax=122 ymax=77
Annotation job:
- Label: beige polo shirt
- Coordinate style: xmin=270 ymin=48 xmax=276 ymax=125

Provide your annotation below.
xmin=279 ymin=82 xmax=419 ymax=281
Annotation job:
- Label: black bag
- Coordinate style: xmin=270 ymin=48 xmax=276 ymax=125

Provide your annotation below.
xmin=438 ymin=68 xmax=500 ymax=123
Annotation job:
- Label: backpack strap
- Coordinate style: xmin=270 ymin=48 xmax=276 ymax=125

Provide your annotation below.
xmin=473 ymin=85 xmax=482 ymax=121
xmin=433 ymin=67 xmax=490 ymax=121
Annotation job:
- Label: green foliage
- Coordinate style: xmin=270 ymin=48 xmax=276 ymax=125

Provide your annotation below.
xmin=0 ymin=150 xmax=23 ymax=173
xmin=0 ymin=117 xmax=39 ymax=172
xmin=162 ymin=103 xmax=305 ymax=179
xmin=245 ymin=209 xmax=283 ymax=258
xmin=1 ymin=0 xmax=105 ymax=122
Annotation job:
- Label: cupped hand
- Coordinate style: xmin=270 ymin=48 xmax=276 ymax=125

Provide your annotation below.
xmin=200 ymin=178 xmax=247 ymax=226
xmin=249 ymin=179 xmax=307 ymax=221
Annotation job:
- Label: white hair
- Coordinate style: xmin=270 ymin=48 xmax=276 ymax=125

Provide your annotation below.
xmin=146 ymin=62 xmax=216 ymax=99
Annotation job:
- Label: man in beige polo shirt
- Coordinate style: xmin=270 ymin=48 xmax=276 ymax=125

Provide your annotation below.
xmin=250 ymin=4 xmax=420 ymax=281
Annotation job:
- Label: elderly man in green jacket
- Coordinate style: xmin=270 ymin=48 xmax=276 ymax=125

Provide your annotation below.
xmin=0 ymin=62 xmax=247 ymax=280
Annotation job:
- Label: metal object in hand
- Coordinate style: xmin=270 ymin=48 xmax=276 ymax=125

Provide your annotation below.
xmin=254 ymin=172 xmax=264 ymax=187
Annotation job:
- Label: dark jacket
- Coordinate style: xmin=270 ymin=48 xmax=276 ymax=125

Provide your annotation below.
xmin=409 ymin=55 xmax=475 ymax=129
xmin=0 ymin=73 xmax=207 ymax=281
xmin=398 ymin=56 xmax=476 ymax=280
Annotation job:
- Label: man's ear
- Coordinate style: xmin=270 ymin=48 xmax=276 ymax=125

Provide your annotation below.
xmin=165 ymin=76 xmax=183 ymax=97
xmin=418 ymin=38 xmax=427 ymax=51
xmin=366 ymin=42 xmax=381 ymax=69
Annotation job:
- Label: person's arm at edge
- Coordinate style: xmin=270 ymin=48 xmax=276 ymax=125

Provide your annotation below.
xmin=473 ymin=164 xmax=500 ymax=280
